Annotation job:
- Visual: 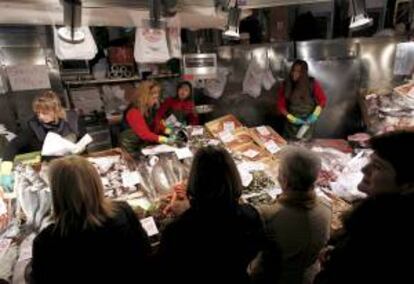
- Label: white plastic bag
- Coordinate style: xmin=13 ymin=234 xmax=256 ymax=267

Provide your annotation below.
xmin=205 ymin=67 xmax=229 ymax=99
xmin=92 ymin=58 xmax=108 ymax=79
xmin=135 ymin=28 xmax=170 ymax=63
xmin=262 ymin=63 xmax=276 ymax=91
xmin=243 ymin=60 xmax=263 ymax=98
xmin=167 ymin=16 xmax=182 ymax=59
xmin=54 ymin=27 xmax=98 ymax=60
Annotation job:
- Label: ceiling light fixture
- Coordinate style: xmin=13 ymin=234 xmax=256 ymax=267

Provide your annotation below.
xmin=58 ymin=0 xmax=85 ymax=43
xmin=223 ymin=0 xmax=241 ymax=39
xmin=349 ymin=0 xmax=373 ymax=31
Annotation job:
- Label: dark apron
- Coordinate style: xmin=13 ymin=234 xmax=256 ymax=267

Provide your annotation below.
xmin=166 ymin=108 xmax=187 ymax=126
xmin=119 ymin=107 xmax=156 ymax=154
xmin=284 ymin=81 xmax=316 ymax=140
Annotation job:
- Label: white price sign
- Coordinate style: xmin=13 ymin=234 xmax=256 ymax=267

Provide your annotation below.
xmin=121 ymin=171 xmax=141 ymax=187
xmin=223 ymin=121 xmax=235 ymax=132
xmin=140 ymin=217 xmax=159 ymax=237
xmin=257 ymin=126 xmax=270 ymax=136
xmin=175 ymin=147 xmax=193 ymax=160
xmin=264 ymin=140 xmax=280 ymax=154
xmin=219 ymin=131 xmax=235 ymax=143
xmin=191 ymin=127 xmax=204 ymax=136
xmin=243 ymin=149 xmax=259 ymax=159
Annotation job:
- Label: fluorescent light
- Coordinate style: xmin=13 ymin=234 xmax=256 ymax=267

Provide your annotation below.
xmin=58 ymin=26 xmax=85 ymax=43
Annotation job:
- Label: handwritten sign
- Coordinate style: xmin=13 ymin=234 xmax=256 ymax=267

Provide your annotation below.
xmin=7 ymin=65 xmax=51 ymax=91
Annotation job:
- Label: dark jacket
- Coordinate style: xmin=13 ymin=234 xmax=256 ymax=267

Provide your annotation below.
xmin=251 ymin=191 xmax=332 ymax=284
xmin=30 ymin=202 xmax=151 ymax=284
xmin=157 ymin=204 xmax=264 ymax=284
xmin=314 ymin=194 xmax=414 ymax=284
xmin=2 ymin=116 xmax=77 ymax=162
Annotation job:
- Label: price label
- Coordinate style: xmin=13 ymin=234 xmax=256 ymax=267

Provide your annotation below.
xmin=219 ymin=131 xmax=235 ymax=143
xmin=191 ymin=127 xmax=204 ymax=136
xmin=243 ymin=149 xmax=259 ymax=159
xmin=140 ymin=217 xmax=159 ymax=237
xmin=0 ymin=198 xmax=6 ymax=215
xmin=175 ymin=147 xmax=193 ymax=160
xmin=223 ymin=121 xmax=235 ymax=132
xmin=264 ymin=140 xmax=280 ymax=154
xmin=257 ymin=126 xmax=270 ymax=136
xmin=121 ymin=171 xmax=141 ymax=187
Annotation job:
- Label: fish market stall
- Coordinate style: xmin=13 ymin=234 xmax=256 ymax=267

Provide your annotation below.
xmin=361 ymin=82 xmax=414 ymax=134
xmin=0 ymin=111 xmax=373 ymax=283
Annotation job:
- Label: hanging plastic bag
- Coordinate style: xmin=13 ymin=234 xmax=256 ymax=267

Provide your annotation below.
xmin=243 ymin=60 xmax=263 ymax=98
xmin=205 ymin=67 xmax=229 ymax=99
xmin=167 ymin=16 xmax=182 ymax=59
xmin=53 ymin=27 xmax=98 ymax=60
xmin=135 ymin=27 xmax=170 ymax=63
xmin=262 ymin=61 xmax=276 ymax=91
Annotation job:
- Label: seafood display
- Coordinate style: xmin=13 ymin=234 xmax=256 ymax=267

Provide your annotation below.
xmin=13 ymin=165 xmax=52 ymax=232
xmin=205 ymin=114 xmax=243 ymax=137
xmin=249 ymin=125 xmax=287 ymax=155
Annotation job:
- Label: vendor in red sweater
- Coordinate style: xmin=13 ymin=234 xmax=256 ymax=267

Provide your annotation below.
xmin=154 ymin=81 xmax=199 ymax=133
xmin=120 ymin=81 xmax=173 ymax=154
xmin=277 ymin=59 xmax=327 ymax=140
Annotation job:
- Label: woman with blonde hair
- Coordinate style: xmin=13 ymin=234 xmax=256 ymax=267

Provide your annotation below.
xmin=120 ymin=80 xmax=174 ymax=154
xmin=30 ymin=155 xmax=151 ymax=284
xmin=0 ymin=91 xmax=77 ymax=192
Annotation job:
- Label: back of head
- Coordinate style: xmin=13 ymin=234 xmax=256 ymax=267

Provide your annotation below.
xmin=279 ymin=146 xmax=321 ymax=192
xmin=370 ymin=131 xmax=414 ymax=187
xmin=49 ymin=155 xmax=114 ymax=236
xmin=32 ymin=91 xmax=66 ymax=122
xmin=334 ymin=193 xmax=414 ymax=282
xmin=187 ymin=146 xmax=242 ymax=213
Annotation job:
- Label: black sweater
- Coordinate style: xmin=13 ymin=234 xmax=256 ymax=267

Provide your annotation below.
xmin=2 ymin=116 xmax=76 ymax=162
xmin=30 ymin=202 xmax=151 ymax=284
xmin=157 ymin=204 xmax=265 ymax=284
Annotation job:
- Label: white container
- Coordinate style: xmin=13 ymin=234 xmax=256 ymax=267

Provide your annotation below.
xmin=296 ymin=124 xmax=310 ymax=139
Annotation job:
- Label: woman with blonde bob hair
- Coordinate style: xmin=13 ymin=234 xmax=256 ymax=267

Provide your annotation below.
xmin=0 ymin=91 xmax=78 ymax=192
xmin=30 ymin=155 xmax=151 ymax=283
xmin=120 ymin=80 xmax=174 ymax=154
xmin=2 ymin=91 xmax=76 ymax=161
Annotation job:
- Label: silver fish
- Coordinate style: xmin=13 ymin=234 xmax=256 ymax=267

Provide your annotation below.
xmin=33 ymin=189 xmax=52 ymax=232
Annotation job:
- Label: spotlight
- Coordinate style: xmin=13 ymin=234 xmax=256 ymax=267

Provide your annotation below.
xmin=349 ymin=0 xmax=373 ymax=31
xmin=223 ymin=0 xmax=241 ymax=39
xmin=58 ymin=0 xmax=85 ymax=43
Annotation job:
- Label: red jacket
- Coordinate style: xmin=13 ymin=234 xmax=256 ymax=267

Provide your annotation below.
xmin=154 ymin=98 xmax=199 ymax=133
xmin=126 ymin=108 xmax=160 ymax=143
xmin=277 ymin=80 xmax=327 ymax=115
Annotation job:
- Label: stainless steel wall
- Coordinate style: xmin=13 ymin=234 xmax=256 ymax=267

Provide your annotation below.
xmin=296 ymin=39 xmax=362 ymax=137
xmin=211 ymin=37 xmax=399 ymax=138
xmin=206 ymin=43 xmax=293 ymax=132
xmin=0 ymin=26 xmax=65 ymax=132
xmin=351 ymin=37 xmax=400 ymax=93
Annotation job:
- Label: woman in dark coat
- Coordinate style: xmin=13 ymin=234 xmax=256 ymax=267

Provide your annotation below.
xmin=30 ymin=156 xmax=151 ymax=284
xmin=157 ymin=146 xmax=264 ymax=284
